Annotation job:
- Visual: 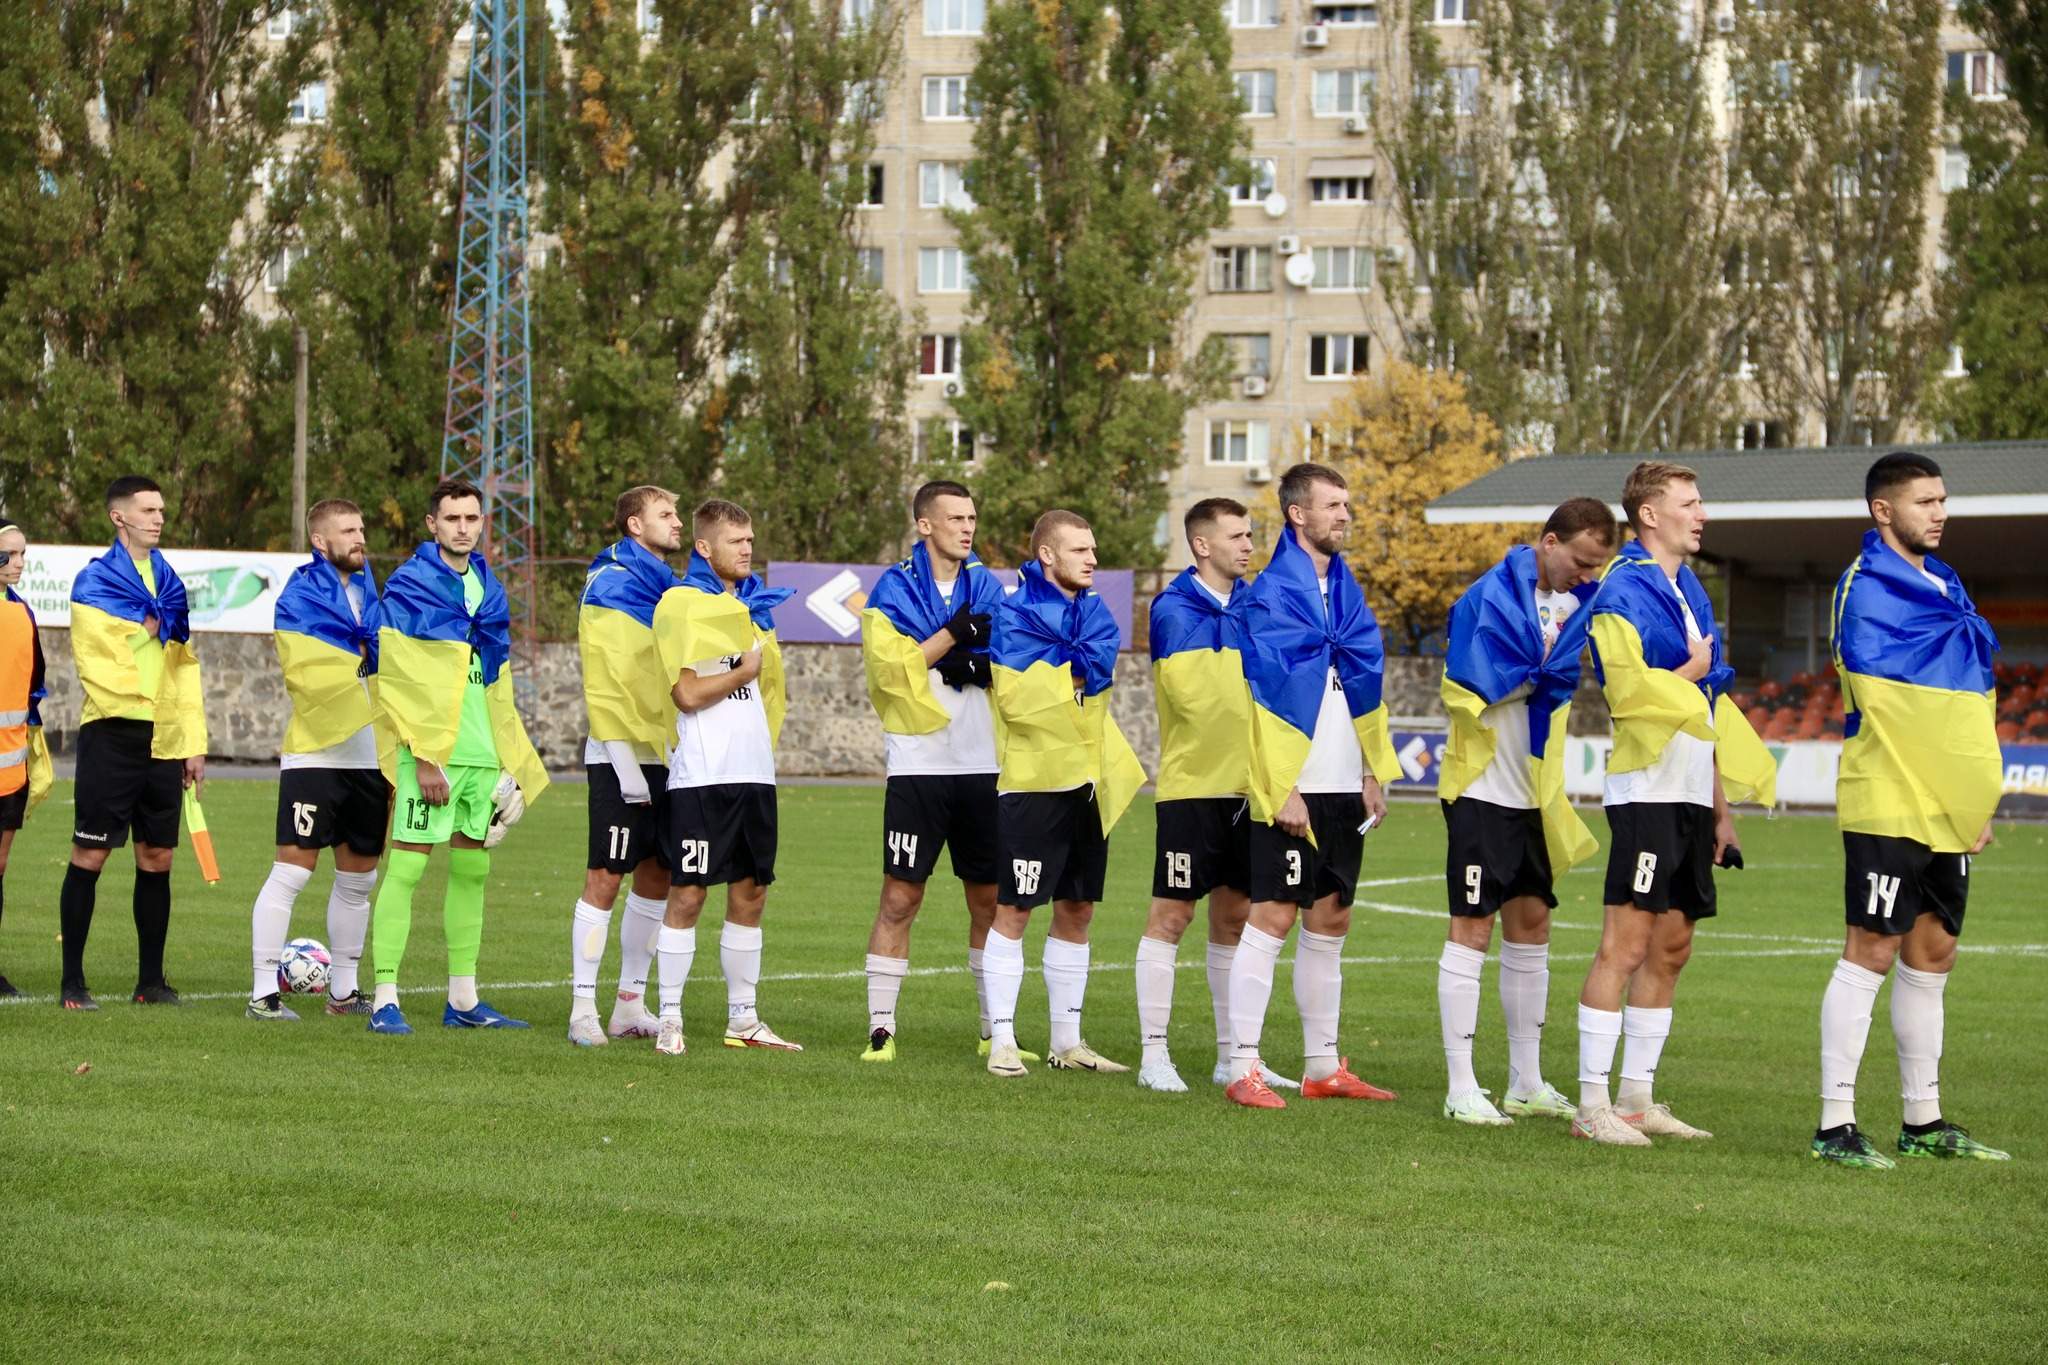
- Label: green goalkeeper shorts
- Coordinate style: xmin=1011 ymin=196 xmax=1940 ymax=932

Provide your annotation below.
xmin=393 ymin=750 xmax=500 ymax=846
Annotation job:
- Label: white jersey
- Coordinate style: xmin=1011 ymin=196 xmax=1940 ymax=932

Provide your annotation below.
xmin=1462 ymin=586 xmax=1581 ymax=810
xmin=1604 ymin=573 xmax=1716 ymax=809
xmin=279 ymin=578 xmax=379 ymax=772
xmin=884 ymin=577 xmax=999 ymax=778
xmin=667 ymin=651 xmax=776 ymax=790
xmin=1296 ymin=575 xmax=1365 ymax=795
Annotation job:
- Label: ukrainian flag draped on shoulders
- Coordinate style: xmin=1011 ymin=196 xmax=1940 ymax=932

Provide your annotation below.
xmin=1 ymin=586 xmax=53 ymax=807
xmin=374 ymin=543 xmax=546 ymax=802
xmin=1149 ymin=568 xmax=1249 ymax=802
xmin=1587 ymin=540 xmax=1774 ymax=807
xmin=989 ymin=561 xmax=1146 ymax=834
xmin=653 ymin=553 xmax=793 ymax=745
xmin=580 ymin=538 xmax=684 ymax=753
xmin=1832 ymin=529 xmax=2001 ymax=851
xmin=273 ymin=555 xmax=379 ymax=754
xmin=861 ymin=542 xmax=1004 ymax=735
xmin=1438 ymin=545 xmax=1599 ymax=872
xmin=1233 ymin=527 xmax=1400 ymax=827
xmin=70 ymin=543 xmax=206 ymax=759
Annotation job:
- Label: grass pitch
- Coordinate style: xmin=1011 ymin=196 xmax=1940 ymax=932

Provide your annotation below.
xmin=2 ymin=780 xmax=2044 ymax=1363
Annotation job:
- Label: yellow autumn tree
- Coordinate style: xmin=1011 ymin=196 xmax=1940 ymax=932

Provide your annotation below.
xmin=1308 ymin=359 xmax=1532 ymax=651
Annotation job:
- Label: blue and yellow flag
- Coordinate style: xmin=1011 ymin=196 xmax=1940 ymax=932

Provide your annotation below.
xmin=1233 ymin=527 xmax=1400 ymax=826
xmin=374 ymin=543 xmax=546 ymax=803
xmin=990 ymin=560 xmax=1146 ymax=833
xmin=580 ymin=538 xmax=684 ymax=753
xmin=1833 ymin=529 xmax=2001 ymax=851
xmin=70 ymin=543 xmax=206 ymax=758
xmin=273 ymin=555 xmax=379 ymax=755
xmin=654 ymin=552 xmax=794 ymax=746
xmin=1149 ymin=567 xmax=1249 ymax=802
xmin=1588 ymin=541 xmax=1774 ymax=806
xmin=861 ymin=542 xmax=1005 ymax=736
xmin=1437 ymin=546 xmax=1599 ymax=871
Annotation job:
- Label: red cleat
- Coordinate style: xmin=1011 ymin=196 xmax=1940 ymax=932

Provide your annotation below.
xmin=1225 ymin=1066 xmax=1288 ymax=1110
xmin=1300 ymin=1058 xmax=1398 ymax=1101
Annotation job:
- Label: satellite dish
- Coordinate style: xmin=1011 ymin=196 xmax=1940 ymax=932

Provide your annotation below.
xmin=1283 ymin=252 xmax=1316 ymax=288
xmin=1262 ymin=191 xmax=1288 ymax=219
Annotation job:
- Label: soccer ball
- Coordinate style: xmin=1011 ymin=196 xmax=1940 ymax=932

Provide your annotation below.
xmin=278 ymin=938 xmax=333 ymax=996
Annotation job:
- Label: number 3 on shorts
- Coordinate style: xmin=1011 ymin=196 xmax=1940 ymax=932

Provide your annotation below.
xmin=1632 ymin=851 xmax=1657 ymax=896
xmin=1285 ymin=849 xmax=1304 ymax=886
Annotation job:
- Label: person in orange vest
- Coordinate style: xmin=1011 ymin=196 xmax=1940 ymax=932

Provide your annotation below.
xmin=0 ymin=520 xmax=53 ymax=998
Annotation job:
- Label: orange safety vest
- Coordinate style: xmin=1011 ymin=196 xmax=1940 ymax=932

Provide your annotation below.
xmin=0 ymin=597 xmax=33 ymax=797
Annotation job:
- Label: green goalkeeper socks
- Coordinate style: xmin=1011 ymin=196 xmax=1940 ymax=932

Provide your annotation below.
xmin=444 ymin=846 xmax=491 ymax=978
xmin=372 ymin=849 xmax=430 ymax=986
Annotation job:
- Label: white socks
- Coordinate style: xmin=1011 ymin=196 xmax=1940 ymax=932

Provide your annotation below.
xmin=1043 ymin=936 xmax=1090 ymax=1055
xmin=967 ymin=947 xmax=991 ymax=1037
xmin=1498 ymin=939 xmax=1549 ymax=1097
xmin=1295 ymin=929 xmax=1344 ymax=1083
xmin=1206 ymin=941 xmax=1235 ymax=1068
xmin=982 ymin=930 xmax=1025 ymax=1048
xmin=1893 ymin=962 xmax=1948 ymax=1126
xmin=326 ymin=869 xmax=375 ymax=1001
xmin=721 ymin=922 xmax=764 ymax=1028
xmin=1227 ymin=925 xmax=1284 ymax=1081
xmin=656 ymin=924 xmax=697 ymax=1019
xmin=1437 ymin=941 xmax=1484 ymax=1096
xmin=1617 ymin=1005 xmax=1672 ymax=1112
xmin=570 ymin=899 xmax=612 ymax=1018
xmin=447 ymin=974 xmax=479 ymax=1011
xmin=618 ymin=892 xmax=665 ymax=1003
xmin=374 ymin=982 xmax=399 ymax=1010
xmin=1820 ymin=958 xmax=1884 ymax=1129
xmin=866 ymin=952 xmax=908 ymax=1035
xmin=250 ymin=861 xmax=312 ymax=1000
xmin=1577 ymin=1004 xmax=1623 ymax=1110
xmin=1135 ymin=935 xmax=1177 ymax=1066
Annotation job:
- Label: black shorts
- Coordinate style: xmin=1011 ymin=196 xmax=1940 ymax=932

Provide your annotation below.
xmin=998 ymin=788 xmax=1109 ymax=909
xmin=1153 ymin=797 xmax=1250 ymax=901
xmin=1843 ymin=832 xmax=1969 ymax=937
xmin=1249 ymin=791 xmax=1367 ymax=908
xmin=1442 ymin=797 xmax=1556 ymax=917
xmin=664 ymin=782 xmax=777 ymax=889
xmin=0 ymin=784 xmax=27 ymax=832
xmin=276 ymin=767 xmax=392 ymax=856
xmin=1602 ymin=802 xmax=1717 ymax=920
xmin=587 ymin=761 xmax=671 ymax=874
xmin=882 ymin=773 xmax=999 ymax=884
xmin=72 ymin=719 xmax=182 ymax=851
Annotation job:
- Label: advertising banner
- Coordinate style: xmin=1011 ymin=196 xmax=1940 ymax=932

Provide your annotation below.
xmin=764 ymin=562 xmax=1136 ymax=648
xmin=18 ymin=545 xmax=309 ymax=635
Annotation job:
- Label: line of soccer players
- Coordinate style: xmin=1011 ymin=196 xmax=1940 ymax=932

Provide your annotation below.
xmin=4 ymin=454 xmax=2010 ymax=1162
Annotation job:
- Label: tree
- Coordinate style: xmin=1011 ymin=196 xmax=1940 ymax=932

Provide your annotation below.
xmin=1727 ymin=0 xmax=1946 ymax=446
xmin=1310 ymin=358 xmax=1517 ymax=652
xmin=950 ymin=0 xmax=1246 ymax=566
xmin=714 ymin=0 xmax=917 ymax=562
xmin=0 ymin=1 xmax=320 ymax=544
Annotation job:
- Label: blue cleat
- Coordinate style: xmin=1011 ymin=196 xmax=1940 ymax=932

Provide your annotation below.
xmin=442 ymin=1000 xmax=530 ymax=1029
xmin=368 ymin=1003 xmax=412 ymax=1035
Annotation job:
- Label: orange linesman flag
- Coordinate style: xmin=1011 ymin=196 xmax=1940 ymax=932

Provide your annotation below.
xmin=184 ymin=788 xmax=221 ymax=884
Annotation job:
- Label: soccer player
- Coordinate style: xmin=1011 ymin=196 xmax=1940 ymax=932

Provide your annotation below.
xmin=366 ymin=478 xmax=549 ymax=1035
xmin=1572 ymin=461 xmax=1774 ymax=1145
xmin=0 ymin=520 xmax=53 ymax=998
xmin=1433 ymin=498 xmax=1618 ymax=1124
xmin=857 ymin=480 xmax=1010 ymax=1062
xmin=247 ymin=498 xmax=388 ymax=1021
xmin=649 ymin=498 xmax=799 ymax=1057
xmin=981 ymin=510 xmax=1147 ymax=1077
xmin=1812 ymin=451 xmax=2009 ymax=1167
xmin=1224 ymin=463 xmax=1402 ymax=1110
xmin=58 ymin=476 xmax=207 ymax=1009
xmin=1133 ymin=497 xmax=1298 ymax=1094
xmin=566 ymin=485 xmax=687 ymax=1048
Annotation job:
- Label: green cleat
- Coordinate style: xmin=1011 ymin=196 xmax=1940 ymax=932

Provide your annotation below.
xmin=1502 ymin=1083 xmax=1578 ymax=1119
xmin=1897 ymin=1121 xmax=2011 ymax=1162
xmin=1811 ymin=1125 xmax=1896 ymax=1170
xmin=861 ymin=1029 xmax=897 ymax=1062
xmin=977 ymin=1035 xmax=1038 ymax=1063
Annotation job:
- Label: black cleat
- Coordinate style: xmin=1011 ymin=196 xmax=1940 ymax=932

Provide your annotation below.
xmin=61 ymin=987 xmax=100 ymax=1011
xmin=132 ymin=982 xmax=182 ymax=1006
xmin=0 ymin=973 xmax=19 ymax=998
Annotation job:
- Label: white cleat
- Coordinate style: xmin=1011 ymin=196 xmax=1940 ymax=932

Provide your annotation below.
xmin=1137 ymin=1059 xmax=1189 ymax=1093
xmin=1443 ymin=1088 xmax=1513 ymax=1127
xmin=724 ymin=1019 xmax=803 ymax=1051
xmin=654 ymin=1017 xmax=687 ymax=1056
xmin=566 ymin=1014 xmax=609 ymax=1048
xmin=1621 ymin=1102 xmax=1713 ymax=1140
xmin=987 ymin=1041 xmax=1029 ymax=1077
xmin=1047 ymin=1041 xmax=1130 ymax=1074
xmin=609 ymin=1004 xmax=663 ymax=1040
xmin=1572 ymin=1103 xmax=1653 ymax=1147
xmin=1502 ymin=1083 xmax=1578 ymax=1119
xmin=1212 ymin=1058 xmax=1300 ymax=1089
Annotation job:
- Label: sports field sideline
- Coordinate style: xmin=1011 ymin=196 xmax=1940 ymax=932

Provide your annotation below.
xmin=3 ymin=779 xmax=2044 ymax=1361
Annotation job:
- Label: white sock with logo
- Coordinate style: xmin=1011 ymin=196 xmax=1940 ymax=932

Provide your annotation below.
xmin=1497 ymin=939 xmax=1550 ymax=1098
xmin=967 ymin=946 xmax=991 ymax=1038
xmin=1892 ymin=962 xmax=1948 ymax=1126
xmin=1577 ymin=1004 xmax=1624 ymax=1110
xmin=1206 ymin=941 xmax=1235 ymax=1070
xmin=1135 ymin=935 xmax=1177 ymax=1067
xmin=1617 ymin=1005 xmax=1673 ymax=1112
xmin=1820 ymin=958 xmax=1884 ymax=1130
xmin=1295 ymin=929 xmax=1345 ymax=1083
xmin=982 ymin=930 xmax=1026 ymax=1049
xmin=570 ymin=899 xmax=611 ymax=1019
xmin=1227 ymin=926 xmax=1285 ymax=1082
xmin=251 ymin=862 xmax=312 ymax=1001
xmin=1437 ymin=941 xmax=1485 ymax=1097
xmin=617 ymin=892 xmax=665 ymax=1007
xmin=866 ymin=952 xmax=908 ymax=1037
xmin=656 ymin=924 xmax=696 ymax=1020
xmin=325 ymin=869 xmax=376 ymax=1001
xmin=721 ymin=922 xmax=764 ymax=1029
xmin=1043 ymin=936 xmax=1091 ymax=1055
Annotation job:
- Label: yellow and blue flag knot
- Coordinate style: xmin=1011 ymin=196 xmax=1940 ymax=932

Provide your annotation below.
xmin=582 ymin=537 xmax=683 ymax=626
xmin=73 ymin=542 xmax=191 ymax=642
xmin=381 ymin=542 xmax=511 ymax=684
xmin=1149 ymin=566 xmax=1238 ymax=661
xmin=1590 ymin=540 xmax=1732 ymax=702
xmin=991 ymin=560 xmax=1120 ymax=697
xmin=679 ymin=551 xmax=793 ymax=632
xmin=862 ymin=543 xmax=1005 ymax=736
xmin=869 ymin=542 xmax=1004 ymax=646
xmin=1833 ymin=529 xmax=1998 ymax=713
xmin=275 ymin=554 xmax=380 ymax=672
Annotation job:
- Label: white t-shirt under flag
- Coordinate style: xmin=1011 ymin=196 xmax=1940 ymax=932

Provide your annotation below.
xmin=1604 ymin=572 xmax=1716 ymax=809
xmin=884 ymin=576 xmax=999 ymax=778
xmin=1463 ymin=586 xmax=1580 ymax=811
xmin=280 ymin=578 xmax=379 ymax=772
xmin=1296 ymin=574 xmax=1365 ymax=796
xmin=667 ymin=648 xmax=776 ymax=790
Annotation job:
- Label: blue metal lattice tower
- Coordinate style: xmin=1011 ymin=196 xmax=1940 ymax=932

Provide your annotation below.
xmin=442 ymin=0 xmax=536 ymax=647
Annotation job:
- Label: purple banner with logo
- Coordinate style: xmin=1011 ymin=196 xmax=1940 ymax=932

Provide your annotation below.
xmin=762 ymin=563 xmax=1136 ymax=648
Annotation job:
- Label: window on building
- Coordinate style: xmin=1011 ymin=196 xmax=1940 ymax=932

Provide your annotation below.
xmin=1736 ymin=418 xmax=1787 ymax=450
xmin=1852 ymin=63 xmax=1884 ymax=104
xmin=1944 ymin=343 xmax=1966 ymax=377
xmin=1433 ymin=0 xmax=1476 ymax=22
xmin=919 ymin=334 xmax=963 ymax=378
xmin=845 ymin=81 xmax=886 ymax=123
xmin=858 ymin=247 xmax=885 ymax=287
xmin=266 ymin=242 xmax=307 ymax=292
xmin=1235 ymin=71 xmax=1278 ymax=117
xmin=926 ymin=0 xmax=985 ymax=35
xmin=1312 ymin=69 xmax=1376 ymax=118
xmin=269 ymin=7 xmax=302 ymax=39
xmin=1311 ymin=246 xmax=1371 ymax=290
xmin=1223 ymin=0 xmax=1280 ymax=26
xmin=1308 ymin=333 xmax=1370 ymax=378
xmin=844 ymin=0 xmax=876 ymax=23
xmin=1210 ymin=245 xmax=1273 ymax=292
xmin=921 ymin=161 xmax=972 ymax=209
xmin=1948 ymin=50 xmax=2003 ymax=100
xmin=918 ymin=246 xmax=973 ymax=292
xmin=923 ymin=75 xmax=975 ymax=120
xmin=1207 ymin=419 xmax=1272 ymax=465
xmin=1940 ymin=146 xmax=1969 ymax=193
xmin=1219 ymin=333 xmax=1272 ymax=377
xmin=918 ymin=418 xmax=979 ymax=463
xmin=1225 ymin=158 xmax=1279 ymax=204
xmin=859 ymin=163 xmax=885 ymax=207
xmin=1312 ymin=4 xmax=1380 ymax=25
xmin=1309 ymin=174 xmax=1374 ymax=203
xmin=288 ymin=82 xmax=328 ymax=125
xmin=638 ymin=0 xmax=660 ymax=34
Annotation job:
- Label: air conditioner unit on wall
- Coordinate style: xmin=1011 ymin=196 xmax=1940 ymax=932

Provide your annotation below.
xmin=1715 ymin=12 xmax=1734 ymax=34
xmin=1343 ymin=114 xmax=1369 ymax=135
xmin=1301 ymin=25 xmax=1330 ymax=49
xmin=1276 ymin=234 xmax=1303 ymax=255
xmin=1242 ymin=375 xmax=1268 ymax=397
xmin=1245 ymin=461 xmax=1273 ymax=484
